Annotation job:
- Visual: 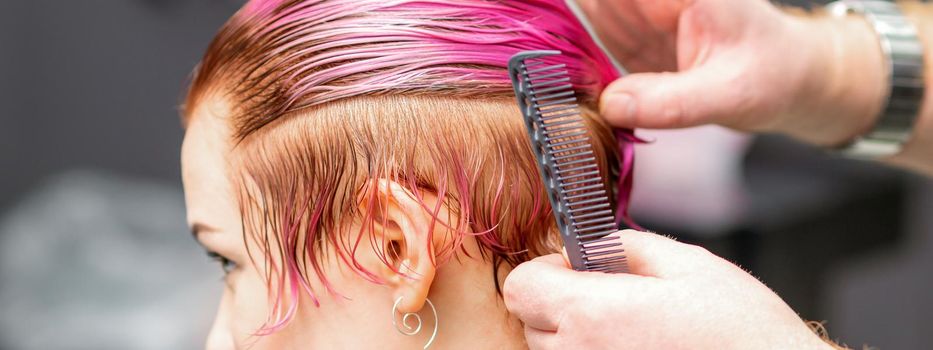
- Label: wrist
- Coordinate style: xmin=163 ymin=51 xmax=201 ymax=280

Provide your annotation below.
xmin=798 ymin=12 xmax=888 ymax=146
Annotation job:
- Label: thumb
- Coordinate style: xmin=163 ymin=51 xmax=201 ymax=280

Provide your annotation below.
xmin=612 ymin=230 xmax=711 ymax=278
xmin=503 ymin=253 xmax=644 ymax=331
xmin=600 ymin=63 xmax=750 ymax=129
xmin=503 ymin=231 xmax=714 ymax=330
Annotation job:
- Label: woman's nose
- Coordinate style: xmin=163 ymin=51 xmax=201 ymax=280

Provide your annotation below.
xmin=205 ymin=296 xmax=236 ymax=350
xmin=205 ymin=318 xmax=236 ymax=350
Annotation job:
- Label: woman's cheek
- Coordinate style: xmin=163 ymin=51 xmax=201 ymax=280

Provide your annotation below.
xmin=240 ymin=272 xmax=269 ymax=315
xmin=228 ymin=270 xmax=280 ymax=347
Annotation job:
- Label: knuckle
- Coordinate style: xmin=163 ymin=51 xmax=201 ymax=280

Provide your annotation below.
xmin=502 ymin=264 xmax=533 ymax=303
xmin=668 ymin=97 xmax=690 ymax=127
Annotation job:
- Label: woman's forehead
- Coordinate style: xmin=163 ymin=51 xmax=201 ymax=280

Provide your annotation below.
xmin=181 ymin=96 xmax=238 ymax=229
xmin=184 ymin=94 xmax=232 ymax=130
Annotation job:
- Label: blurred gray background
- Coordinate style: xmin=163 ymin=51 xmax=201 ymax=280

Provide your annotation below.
xmin=0 ymin=1 xmax=239 ymax=349
xmin=0 ymin=0 xmax=930 ymax=349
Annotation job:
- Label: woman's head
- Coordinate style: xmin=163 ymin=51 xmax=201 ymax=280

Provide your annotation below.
xmin=181 ymin=0 xmax=632 ymax=348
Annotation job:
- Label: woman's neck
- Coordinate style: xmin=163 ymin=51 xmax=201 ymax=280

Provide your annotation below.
xmin=427 ymin=246 xmax=527 ymax=349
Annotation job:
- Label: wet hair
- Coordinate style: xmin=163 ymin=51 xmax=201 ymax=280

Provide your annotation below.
xmin=184 ymin=0 xmax=636 ymax=332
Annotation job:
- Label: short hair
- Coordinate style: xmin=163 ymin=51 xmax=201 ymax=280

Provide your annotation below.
xmin=184 ymin=0 xmax=636 ymax=333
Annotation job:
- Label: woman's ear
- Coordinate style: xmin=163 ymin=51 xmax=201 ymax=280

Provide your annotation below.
xmin=360 ymin=179 xmax=443 ymax=314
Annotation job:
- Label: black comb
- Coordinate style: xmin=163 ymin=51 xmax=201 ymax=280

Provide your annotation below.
xmin=508 ymin=50 xmax=628 ymax=274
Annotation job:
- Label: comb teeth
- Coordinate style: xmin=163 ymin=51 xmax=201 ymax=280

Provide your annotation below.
xmin=508 ymin=50 xmax=628 ymax=274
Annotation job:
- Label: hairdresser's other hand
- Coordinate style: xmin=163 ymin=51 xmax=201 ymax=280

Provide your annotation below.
xmin=503 ymin=230 xmax=833 ymax=350
xmin=578 ymin=0 xmax=888 ymax=147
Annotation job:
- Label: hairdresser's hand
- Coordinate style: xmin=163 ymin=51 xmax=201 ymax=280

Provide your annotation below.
xmin=503 ymin=230 xmax=834 ymax=350
xmin=577 ymin=0 xmax=889 ymax=147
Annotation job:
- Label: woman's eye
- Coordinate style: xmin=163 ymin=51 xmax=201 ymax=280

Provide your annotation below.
xmin=206 ymin=251 xmax=237 ymax=275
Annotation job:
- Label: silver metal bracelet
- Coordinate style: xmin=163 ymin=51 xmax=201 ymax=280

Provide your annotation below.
xmin=827 ymin=0 xmax=925 ymax=159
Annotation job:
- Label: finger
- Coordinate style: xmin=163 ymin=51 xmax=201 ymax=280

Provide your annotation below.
xmin=503 ymin=229 xmax=712 ymax=329
xmin=523 ymin=325 xmax=560 ymax=350
xmin=504 ymin=252 xmax=650 ymax=330
xmin=503 ymin=254 xmax=583 ymax=330
xmin=533 ymin=231 xmax=711 ymax=277
xmin=600 ymin=62 xmax=754 ymax=129
xmin=613 ymin=229 xmax=714 ymax=278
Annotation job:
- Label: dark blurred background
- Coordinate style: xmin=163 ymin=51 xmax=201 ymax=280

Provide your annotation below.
xmin=1 ymin=1 xmax=930 ymax=349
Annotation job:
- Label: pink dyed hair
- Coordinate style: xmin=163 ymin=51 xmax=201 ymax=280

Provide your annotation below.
xmin=184 ymin=0 xmax=636 ymax=333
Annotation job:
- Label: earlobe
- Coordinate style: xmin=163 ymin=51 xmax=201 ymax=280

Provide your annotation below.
xmin=360 ymin=179 xmax=441 ymax=314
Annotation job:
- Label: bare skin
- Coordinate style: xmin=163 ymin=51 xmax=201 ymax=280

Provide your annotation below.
xmin=589 ymin=0 xmax=933 ymax=174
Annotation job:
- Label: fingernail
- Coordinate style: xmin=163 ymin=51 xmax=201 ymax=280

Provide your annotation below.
xmin=604 ymin=92 xmax=637 ymax=125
